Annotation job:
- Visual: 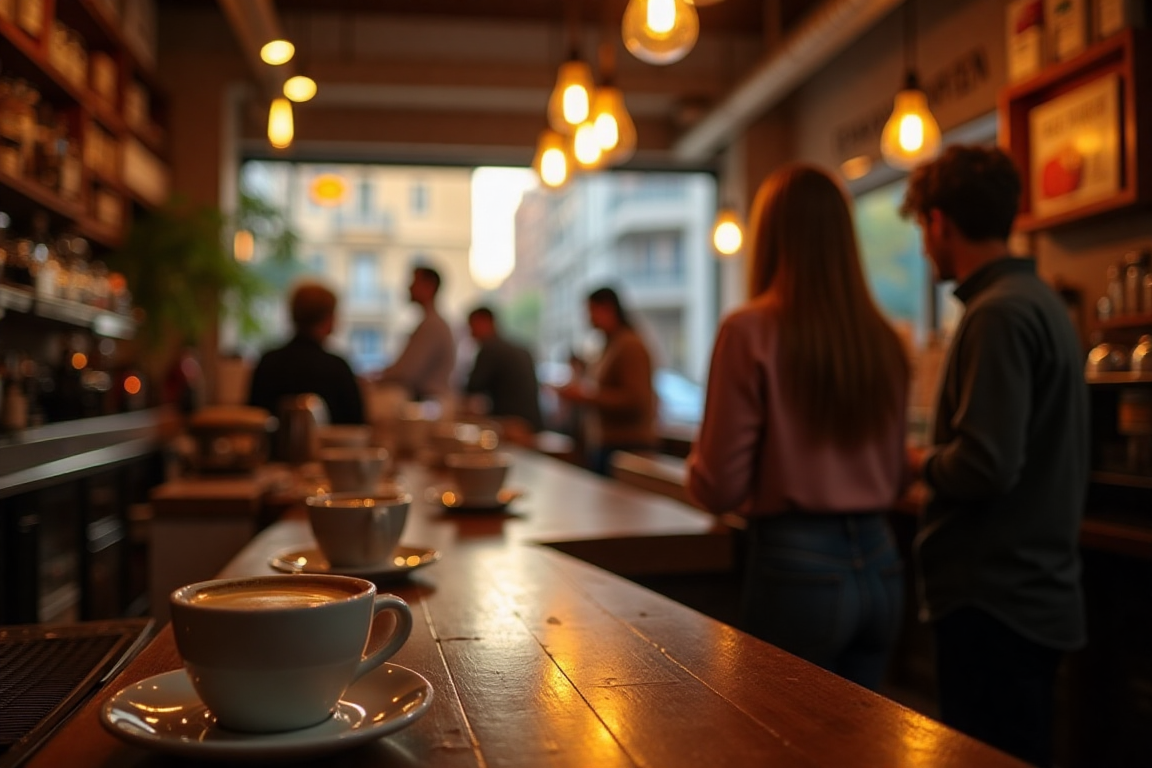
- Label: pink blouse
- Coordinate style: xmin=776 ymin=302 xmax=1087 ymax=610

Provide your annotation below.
xmin=686 ymin=296 xmax=907 ymax=516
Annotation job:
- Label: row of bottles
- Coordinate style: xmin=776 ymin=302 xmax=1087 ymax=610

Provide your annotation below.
xmin=0 ymin=336 xmax=148 ymax=433
xmin=1098 ymin=249 xmax=1152 ymax=320
xmin=0 ymin=210 xmax=132 ymax=313
xmin=0 ymin=75 xmax=85 ymax=200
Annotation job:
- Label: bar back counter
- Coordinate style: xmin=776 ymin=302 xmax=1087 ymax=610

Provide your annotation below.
xmin=19 ymin=448 xmax=1029 ymax=768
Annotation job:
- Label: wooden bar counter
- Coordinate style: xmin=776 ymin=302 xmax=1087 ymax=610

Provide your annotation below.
xmin=23 ymin=449 xmax=1028 ymax=768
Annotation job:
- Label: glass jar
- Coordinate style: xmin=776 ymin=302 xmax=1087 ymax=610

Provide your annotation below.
xmin=1123 ymin=250 xmax=1149 ymax=316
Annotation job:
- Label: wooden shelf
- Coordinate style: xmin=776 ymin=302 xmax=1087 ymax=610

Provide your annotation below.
xmin=1093 ymin=314 xmax=1152 ymax=332
xmin=0 ymin=168 xmax=123 ymax=249
xmin=999 ymin=28 xmax=1152 ymax=232
xmin=1086 ymin=372 xmax=1152 ymax=385
xmin=0 ymin=286 xmax=135 ymax=338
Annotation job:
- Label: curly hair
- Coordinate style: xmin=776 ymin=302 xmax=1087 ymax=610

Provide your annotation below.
xmin=899 ymin=145 xmax=1021 ymax=241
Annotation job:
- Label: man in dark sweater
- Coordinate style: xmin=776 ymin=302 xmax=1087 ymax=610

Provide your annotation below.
xmin=901 ymin=146 xmax=1088 ymax=768
xmin=464 ymin=306 xmax=543 ymax=433
xmin=247 ymin=282 xmax=365 ymax=425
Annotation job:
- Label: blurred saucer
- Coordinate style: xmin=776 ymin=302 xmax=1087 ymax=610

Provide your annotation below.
xmin=269 ymin=545 xmax=440 ymax=581
xmin=100 ymin=663 xmax=432 ymax=761
xmin=426 ymin=485 xmax=524 ymax=512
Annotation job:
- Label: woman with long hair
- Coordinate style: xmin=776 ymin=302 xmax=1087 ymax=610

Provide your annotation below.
xmin=686 ymin=164 xmax=910 ymax=690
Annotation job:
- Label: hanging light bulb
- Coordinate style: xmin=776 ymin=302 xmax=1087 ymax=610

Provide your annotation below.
xmin=590 ymin=86 xmax=637 ymax=166
xmin=572 ymin=121 xmax=604 ymax=170
xmin=711 ymin=209 xmax=744 ymax=256
xmin=283 ymin=75 xmax=317 ymax=103
xmin=548 ymin=58 xmax=595 ymax=134
xmin=268 ymin=97 xmax=294 ymax=149
xmin=260 ymin=39 xmax=295 ymax=66
xmin=533 ymin=129 xmax=571 ymax=189
xmin=621 ymin=0 xmax=699 ymax=66
xmin=880 ymin=74 xmax=941 ymax=170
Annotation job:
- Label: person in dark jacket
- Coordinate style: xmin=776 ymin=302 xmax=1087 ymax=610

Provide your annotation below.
xmin=464 ymin=306 xmax=543 ymax=433
xmin=902 ymin=145 xmax=1088 ymax=768
xmin=247 ymin=281 xmax=364 ymax=425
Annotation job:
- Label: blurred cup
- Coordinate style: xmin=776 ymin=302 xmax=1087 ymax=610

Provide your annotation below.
xmin=444 ymin=451 xmax=511 ymax=505
xmin=169 ymin=574 xmax=412 ymax=733
xmin=306 ymin=491 xmax=410 ymax=568
xmin=320 ymin=447 xmax=390 ymax=494
xmin=427 ymin=421 xmax=500 ymax=465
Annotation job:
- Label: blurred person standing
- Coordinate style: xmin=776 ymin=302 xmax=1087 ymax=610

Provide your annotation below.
xmin=463 ymin=306 xmax=543 ymax=435
xmin=901 ymin=145 xmax=1088 ymax=768
xmin=247 ymin=281 xmax=364 ymax=424
xmin=377 ymin=266 xmax=455 ymax=403
xmin=686 ymin=164 xmax=909 ymax=691
xmin=556 ymin=287 xmax=656 ymax=475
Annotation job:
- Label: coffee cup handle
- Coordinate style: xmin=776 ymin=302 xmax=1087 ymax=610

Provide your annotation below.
xmin=354 ymin=594 xmax=413 ymax=682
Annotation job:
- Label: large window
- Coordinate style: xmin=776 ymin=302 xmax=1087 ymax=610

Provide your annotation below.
xmin=348 ymin=325 xmax=384 ymax=373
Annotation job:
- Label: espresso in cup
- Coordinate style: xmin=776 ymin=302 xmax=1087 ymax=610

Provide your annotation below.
xmin=170 ymin=574 xmax=412 ymax=733
xmin=444 ymin=451 xmax=511 ymax=505
xmin=306 ymin=491 xmax=410 ymax=568
xmin=320 ymin=447 xmax=390 ymax=494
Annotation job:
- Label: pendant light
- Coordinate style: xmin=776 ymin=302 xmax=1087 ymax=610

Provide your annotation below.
xmin=589 ymin=41 xmax=637 ymax=166
xmin=572 ymin=120 xmax=604 ymax=170
xmin=621 ymin=0 xmax=699 ymax=66
xmin=533 ymin=129 xmax=571 ymax=189
xmin=260 ymin=39 xmax=294 ymax=66
xmin=880 ymin=0 xmax=941 ymax=170
xmin=268 ymin=97 xmax=294 ymax=149
xmin=548 ymin=56 xmax=596 ymax=133
xmin=283 ymin=75 xmax=317 ymax=103
xmin=711 ymin=208 xmax=744 ymax=257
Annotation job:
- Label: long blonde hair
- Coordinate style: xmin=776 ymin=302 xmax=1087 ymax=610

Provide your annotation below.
xmin=747 ymin=164 xmax=908 ymax=448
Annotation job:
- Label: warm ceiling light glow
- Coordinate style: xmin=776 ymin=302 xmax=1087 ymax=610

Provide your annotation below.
xmin=123 ymin=375 xmax=142 ymax=395
xmin=233 ymin=229 xmax=254 ymax=262
xmin=260 ymin=39 xmax=295 ymax=66
xmin=880 ymin=77 xmax=941 ymax=170
xmin=283 ymin=75 xmax=317 ymax=103
xmin=711 ymin=209 xmax=744 ymax=256
xmin=547 ymin=59 xmax=595 ymax=133
xmin=622 ymin=0 xmax=699 ymax=65
xmin=572 ymin=121 xmax=604 ymax=170
xmin=267 ymin=97 xmax=294 ymax=149
xmin=532 ymin=129 xmax=571 ymax=189
xmin=591 ymin=87 xmax=637 ymax=166
xmin=71 ymin=352 xmax=88 ymax=370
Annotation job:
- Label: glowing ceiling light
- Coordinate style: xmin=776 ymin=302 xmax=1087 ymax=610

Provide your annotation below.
xmin=260 ymin=39 xmax=295 ymax=66
xmin=590 ymin=86 xmax=637 ymax=166
xmin=283 ymin=75 xmax=317 ymax=103
xmin=711 ymin=209 xmax=744 ymax=256
xmin=548 ymin=58 xmax=595 ymax=133
xmin=267 ymin=97 xmax=294 ymax=149
xmin=880 ymin=77 xmax=941 ymax=170
xmin=622 ymin=0 xmax=699 ymax=65
xmin=532 ymin=129 xmax=571 ymax=189
xmin=572 ymin=121 xmax=604 ymax=170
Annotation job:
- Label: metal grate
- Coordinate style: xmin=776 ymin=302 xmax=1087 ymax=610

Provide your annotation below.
xmin=0 ymin=635 xmax=123 ymax=748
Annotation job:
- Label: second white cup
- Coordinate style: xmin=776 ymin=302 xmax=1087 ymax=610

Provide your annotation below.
xmin=306 ymin=491 xmax=410 ymax=568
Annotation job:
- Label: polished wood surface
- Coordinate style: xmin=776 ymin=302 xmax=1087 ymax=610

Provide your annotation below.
xmin=25 ymin=449 xmax=1028 ymax=768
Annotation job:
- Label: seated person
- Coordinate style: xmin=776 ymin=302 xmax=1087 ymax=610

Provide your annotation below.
xmin=247 ymin=282 xmax=365 ymax=425
xmin=463 ymin=306 xmax=543 ymax=435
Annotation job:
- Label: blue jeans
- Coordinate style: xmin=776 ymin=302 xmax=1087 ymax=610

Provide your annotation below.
xmin=741 ymin=512 xmax=904 ymax=691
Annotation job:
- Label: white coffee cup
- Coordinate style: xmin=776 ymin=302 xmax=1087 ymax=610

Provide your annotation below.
xmin=306 ymin=491 xmax=410 ymax=568
xmin=444 ymin=451 xmax=511 ymax=505
xmin=319 ymin=447 xmax=390 ymax=494
xmin=169 ymin=574 xmax=412 ymax=733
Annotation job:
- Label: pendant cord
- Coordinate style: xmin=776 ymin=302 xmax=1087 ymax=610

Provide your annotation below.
xmin=904 ymin=0 xmax=917 ymax=77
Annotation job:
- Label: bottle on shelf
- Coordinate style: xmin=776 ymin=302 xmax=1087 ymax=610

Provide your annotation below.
xmin=1123 ymin=249 xmax=1149 ymax=316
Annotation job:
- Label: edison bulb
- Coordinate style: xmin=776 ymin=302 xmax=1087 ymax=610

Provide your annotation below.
xmin=283 ymin=75 xmax=317 ymax=103
xmin=880 ymin=85 xmax=941 ymax=171
xmin=573 ymin=122 xmax=604 ymax=170
xmin=547 ymin=59 xmax=595 ymax=133
xmin=260 ymin=39 xmax=294 ymax=66
xmin=533 ymin=129 xmax=571 ymax=188
xmin=622 ymin=0 xmax=699 ymax=65
xmin=590 ymin=87 xmax=637 ymax=166
xmin=267 ymin=97 xmax=294 ymax=149
xmin=711 ymin=209 xmax=744 ymax=256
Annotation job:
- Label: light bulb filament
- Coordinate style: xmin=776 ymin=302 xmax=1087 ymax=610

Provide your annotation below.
xmin=899 ymin=114 xmax=925 ymax=152
xmin=541 ymin=149 xmax=567 ymax=187
xmin=563 ymin=85 xmax=590 ymax=125
xmin=648 ymin=0 xmax=676 ymax=34
xmin=595 ymin=113 xmax=620 ymax=150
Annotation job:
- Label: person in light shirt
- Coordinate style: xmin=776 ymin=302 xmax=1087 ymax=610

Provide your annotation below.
xmin=686 ymin=164 xmax=910 ymax=692
xmin=376 ymin=266 xmax=455 ymax=403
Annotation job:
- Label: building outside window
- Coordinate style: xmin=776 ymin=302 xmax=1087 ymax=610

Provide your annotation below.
xmin=349 ymin=251 xmax=379 ymax=304
xmin=348 ymin=325 xmax=384 ymax=373
xmin=410 ymin=181 xmax=429 ymax=216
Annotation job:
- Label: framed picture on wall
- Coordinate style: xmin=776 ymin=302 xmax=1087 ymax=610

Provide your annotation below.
xmin=1028 ymin=73 xmax=1122 ymax=219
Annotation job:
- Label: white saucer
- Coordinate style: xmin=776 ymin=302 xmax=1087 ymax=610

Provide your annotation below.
xmin=268 ymin=545 xmax=440 ymax=580
xmin=100 ymin=663 xmax=433 ymax=761
xmin=427 ymin=485 xmax=524 ymax=512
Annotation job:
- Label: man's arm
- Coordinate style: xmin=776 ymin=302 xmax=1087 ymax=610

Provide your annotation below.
xmin=379 ymin=320 xmax=434 ymax=392
xmin=925 ymin=305 xmax=1032 ymax=499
